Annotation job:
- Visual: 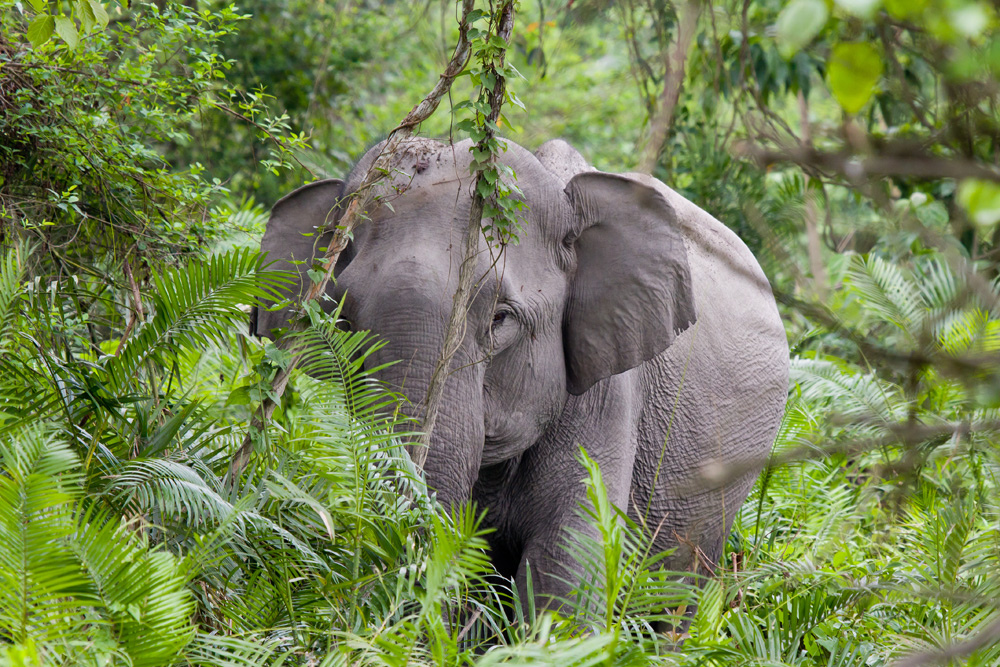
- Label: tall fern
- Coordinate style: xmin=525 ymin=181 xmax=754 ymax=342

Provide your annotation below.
xmin=0 ymin=426 xmax=196 ymax=665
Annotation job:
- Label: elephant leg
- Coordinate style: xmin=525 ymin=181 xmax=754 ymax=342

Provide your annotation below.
xmin=507 ymin=372 xmax=642 ymax=619
xmin=630 ymin=329 xmax=785 ymax=615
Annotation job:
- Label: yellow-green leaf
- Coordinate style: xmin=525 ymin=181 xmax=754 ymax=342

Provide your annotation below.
xmin=958 ymin=179 xmax=1000 ymax=233
xmin=885 ymin=0 xmax=927 ymax=19
xmin=54 ymin=16 xmax=79 ymax=49
xmin=776 ymin=0 xmax=828 ymax=59
xmin=26 ymin=14 xmax=55 ymax=48
xmin=950 ymin=3 xmax=989 ymax=39
xmin=826 ymin=42 xmax=883 ymax=114
xmin=79 ymin=1 xmax=96 ymax=31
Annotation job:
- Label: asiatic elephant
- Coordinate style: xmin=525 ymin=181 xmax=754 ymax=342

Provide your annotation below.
xmin=253 ymin=137 xmax=789 ymax=610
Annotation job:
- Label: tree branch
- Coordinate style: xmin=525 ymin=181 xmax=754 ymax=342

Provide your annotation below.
xmin=739 ymin=143 xmax=1000 ymax=184
xmin=228 ymin=0 xmax=479 ymax=481
xmin=412 ymin=0 xmax=518 ymax=471
xmin=638 ymin=0 xmax=701 ymax=173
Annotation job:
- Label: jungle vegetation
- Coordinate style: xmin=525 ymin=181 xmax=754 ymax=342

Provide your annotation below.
xmin=1 ymin=0 xmax=1000 ymax=665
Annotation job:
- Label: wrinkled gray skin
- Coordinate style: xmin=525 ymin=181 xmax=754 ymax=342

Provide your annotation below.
xmin=254 ymin=138 xmax=789 ymax=609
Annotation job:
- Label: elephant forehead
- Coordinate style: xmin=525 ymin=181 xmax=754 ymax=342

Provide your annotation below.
xmin=364 ymin=138 xmax=566 ymax=204
xmin=360 ymin=186 xmax=469 ymax=245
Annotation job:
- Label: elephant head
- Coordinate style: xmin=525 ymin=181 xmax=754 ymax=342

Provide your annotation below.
xmin=254 ymin=138 xmax=697 ymax=507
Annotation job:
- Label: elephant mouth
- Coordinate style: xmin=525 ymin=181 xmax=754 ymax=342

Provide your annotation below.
xmin=481 ymin=425 xmax=536 ymax=466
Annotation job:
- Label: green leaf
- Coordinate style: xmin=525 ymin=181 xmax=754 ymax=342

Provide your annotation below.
xmin=826 ymin=42 xmax=883 ymax=114
xmin=776 ymin=0 xmax=828 ymax=59
xmin=89 ymin=0 xmax=110 ymax=29
xmin=950 ymin=3 xmax=989 ymax=39
xmin=28 ymin=0 xmax=46 ymax=11
xmin=958 ymin=179 xmax=1000 ymax=233
xmin=79 ymin=1 xmax=96 ymax=31
xmin=225 ymin=386 xmax=251 ymax=407
xmin=916 ymin=201 xmax=949 ymax=227
xmin=54 ymin=16 xmax=79 ymax=49
xmin=26 ymin=14 xmax=55 ymax=48
xmin=885 ymin=0 xmax=927 ymax=19
xmin=476 ymin=179 xmax=493 ymax=198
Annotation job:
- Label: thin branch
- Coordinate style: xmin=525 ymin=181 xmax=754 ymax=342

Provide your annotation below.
xmin=798 ymin=91 xmax=828 ymax=300
xmin=115 ymin=255 xmax=145 ymax=357
xmin=212 ymin=102 xmax=317 ymax=178
xmin=413 ymin=0 xmax=517 ymax=471
xmin=228 ymin=0 xmax=479 ymax=481
xmin=739 ymin=143 xmax=1000 ymax=184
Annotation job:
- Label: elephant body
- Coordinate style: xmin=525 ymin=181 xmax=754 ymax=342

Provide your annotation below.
xmin=255 ymin=138 xmax=789 ymax=609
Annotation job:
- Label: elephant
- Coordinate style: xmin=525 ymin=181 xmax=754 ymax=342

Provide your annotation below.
xmin=252 ymin=137 xmax=789 ymax=614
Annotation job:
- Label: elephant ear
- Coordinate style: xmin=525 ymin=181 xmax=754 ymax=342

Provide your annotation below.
xmin=563 ymin=172 xmax=696 ymax=395
xmin=252 ymin=178 xmax=344 ymax=338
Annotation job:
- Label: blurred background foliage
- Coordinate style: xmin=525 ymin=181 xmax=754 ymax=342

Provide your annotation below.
xmin=2 ymin=0 xmax=1000 ymax=665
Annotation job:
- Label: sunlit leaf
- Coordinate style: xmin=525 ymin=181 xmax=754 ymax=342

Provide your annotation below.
xmin=958 ymin=179 xmax=1000 ymax=233
xmin=826 ymin=42 xmax=883 ymax=114
xmin=834 ymin=0 xmax=881 ymax=19
xmin=25 ymin=14 xmax=54 ymax=48
xmin=54 ymin=16 xmax=78 ymax=49
xmin=89 ymin=0 xmax=110 ymax=29
xmin=950 ymin=3 xmax=990 ymax=39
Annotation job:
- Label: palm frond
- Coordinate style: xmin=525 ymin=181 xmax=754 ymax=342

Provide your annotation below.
xmin=0 ymin=427 xmax=86 ymax=644
xmin=0 ymin=243 xmax=25 ymax=346
xmin=790 ymin=357 xmax=905 ymax=426
xmin=72 ymin=509 xmax=196 ymax=667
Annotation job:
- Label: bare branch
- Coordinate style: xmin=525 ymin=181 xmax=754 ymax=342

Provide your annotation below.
xmin=115 ymin=256 xmax=145 ymax=357
xmin=739 ymin=143 xmax=1000 ymax=184
xmin=797 ymin=91 xmax=828 ymax=300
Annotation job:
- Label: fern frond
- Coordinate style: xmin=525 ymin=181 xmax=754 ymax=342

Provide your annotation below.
xmin=0 ymin=243 xmax=25 ymax=346
xmin=183 ymin=633 xmax=285 ymax=666
xmin=846 ymin=255 xmax=924 ymax=336
xmin=791 ymin=357 xmax=905 ymax=425
xmin=0 ymin=428 xmax=86 ymax=644
xmin=72 ymin=509 xmax=196 ymax=666
xmin=108 ymin=248 xmax=294 ymax=391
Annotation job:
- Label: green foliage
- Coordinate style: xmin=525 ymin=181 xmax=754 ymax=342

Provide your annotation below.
xmin=0 ymin=0 xmax=307 ymax=276
xmin=826 ymin=42 xmax=883 ymax=114
xmin=454 ymin=1 xmax=528 ymax=248
xmin=0 ymin=426 xmax=195 ymax=665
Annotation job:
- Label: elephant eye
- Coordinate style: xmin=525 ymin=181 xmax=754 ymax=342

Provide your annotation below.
xmin=487 ymin=306 xmax=519 ymax=352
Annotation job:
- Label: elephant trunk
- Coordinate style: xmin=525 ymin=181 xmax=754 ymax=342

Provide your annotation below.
xmin=360 ymin=306 xmax=485 ymax=509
